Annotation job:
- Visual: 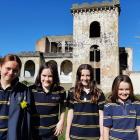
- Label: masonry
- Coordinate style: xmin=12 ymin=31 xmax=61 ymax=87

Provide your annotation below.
xmin=18 ymin=0 xmax=138 ymax=94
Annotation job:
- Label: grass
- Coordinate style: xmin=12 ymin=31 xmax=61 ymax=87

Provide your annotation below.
xmin=58 ymin=109 xmax=68 ymax=140
xmin=59 ymin=134 xmax=65 ymax=140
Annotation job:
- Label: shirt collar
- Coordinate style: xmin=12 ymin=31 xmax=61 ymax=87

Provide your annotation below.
xmin=0 ymin=78 xmax=19 ymax=91
xmin=116 ymin=99 xmax=132 ymax=105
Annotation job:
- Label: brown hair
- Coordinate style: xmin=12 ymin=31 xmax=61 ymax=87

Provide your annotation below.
xmin=35 ymin=61 xmax=60 ymax=88
xmin=109 ymin=75 xmax=136 ymax=103
xmin=74 ymin=64 xmax=101 ymax=103
xmin=0 ymin=54 xmax=22 ymax=70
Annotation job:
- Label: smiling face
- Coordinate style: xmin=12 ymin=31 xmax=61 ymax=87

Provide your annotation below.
xmin=80 ymin=69 xmax=91 ymax=88
xmin=118 ymin=81 xmax=130 ymax=103
xmin=41 ymin=68 xmax=53 ymax=89
xmin=0 ymin=61 xmax=20 ymax=83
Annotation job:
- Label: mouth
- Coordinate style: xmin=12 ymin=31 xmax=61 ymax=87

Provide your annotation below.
xmin=118 ymin=93 xmax=129 ymax=97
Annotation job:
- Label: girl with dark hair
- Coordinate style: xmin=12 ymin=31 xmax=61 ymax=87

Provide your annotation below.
xmin=30 ymin=62 xmax=66 ymax=140
xmin=103 ymin=75 xmax=140 ymax=140
xmin=66 ymin=64 xmax=105 ymax=140
xmin=0 ymin=54 xmax=31 ymax=140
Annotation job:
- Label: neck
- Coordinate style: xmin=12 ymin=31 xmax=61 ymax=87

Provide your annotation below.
xmin=118 ymin=98 xmax=127 ymax=104
xmin=0 ymin=79 xmax=11 ymax=90
xmin=42 ymin=86 xmax=50 ymax=93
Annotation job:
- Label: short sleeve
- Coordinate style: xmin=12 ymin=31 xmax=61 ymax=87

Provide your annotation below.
xmin=66 ymin=90 xmax=74 ymax=109
xmin=103 ymin=103 xmax=113 ymax=127
xmin=98 ymin=92 xmax=105 ymax=110
xmin=59 ymin=87 xmax=66 ymax=113
xmin=135 ymin=101 xmax=140 ymax=126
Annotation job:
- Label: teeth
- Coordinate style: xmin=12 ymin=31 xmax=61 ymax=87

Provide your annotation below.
xmin=119 ymin=94 xmax=129 ymax=96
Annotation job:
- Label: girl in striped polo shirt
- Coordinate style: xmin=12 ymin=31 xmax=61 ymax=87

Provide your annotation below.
xmin=66 ymin=64 xmax=105 ymax=140
xmin=103 ymin=75 xmax=140 ymax=140
xmin=30 ymin=62 xmax=66 ymax=140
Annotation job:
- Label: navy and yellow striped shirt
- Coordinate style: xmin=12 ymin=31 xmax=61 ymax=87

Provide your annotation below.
xmin=104 ymin=100 xmax=140 ymax=140
xmin=67 ymin=89 xmax=105 ymax=140
xmin=0 ymin=87 xmax=11 ymax=139
xmin=30 ymin=85 xmax=66 ymax=139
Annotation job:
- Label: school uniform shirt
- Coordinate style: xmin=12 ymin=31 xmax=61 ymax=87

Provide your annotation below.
xmin=30 ymin=84 xmax=66 ymax=139
xmin=104 ymin=100 xmax=140 ymax=140
xmin=67 ymin=88 xmax=105 ymax=140
xmin=0 ymin=78 xmax=31 ymax=140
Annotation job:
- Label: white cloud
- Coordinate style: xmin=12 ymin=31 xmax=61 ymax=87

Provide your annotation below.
xmin=135 ymin=36 xmax=140 ymax=39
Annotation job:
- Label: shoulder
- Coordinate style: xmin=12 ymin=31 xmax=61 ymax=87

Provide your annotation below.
xmin=52 ymin=85 xmax=66 ymax=94
xmin=96 ymin=88 xmax=104 ymax=96
xmin=132 ymin=100 xmax=140 ymax=107
xmin=133 ymin=100 xmax=140 ymax=104
xmin=54 ymin=85 xmax=65 ymax=90
xmin=16 ymin=82 xmax=28 ymax=91
xmin=68 ymin=87 xmax=75 ymax=93
xmin=56 ymin=85 xmax=65 ymax=91
xmin=29 ymin=84 xmax=36 ymax=89
xmin=29 ymin=84 xmax=40 ymax=93
xmin=68 ymin=87 xmax=75 ymax=95
xmin=67 ymin=87 xmax=75 ymax=99
xmin=97 ymin=88 xmax=105 ymax=100
xmin=104 ymin=102 xmax=117 ymax=108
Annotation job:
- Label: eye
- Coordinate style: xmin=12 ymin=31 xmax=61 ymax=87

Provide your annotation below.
xmin=6 ymin=67 xmax=11 ymax=71
xmin=13 ymin=69 xmax=18 ymax=74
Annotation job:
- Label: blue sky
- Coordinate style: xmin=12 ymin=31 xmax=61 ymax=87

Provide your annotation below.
xmin=0 ymin=0 xmax=140 ymax=71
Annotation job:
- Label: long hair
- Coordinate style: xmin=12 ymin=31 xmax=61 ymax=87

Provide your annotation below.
xmin=35 ymin=61 xmax=60 ymax=88
xmin=109 ymin=75 xmax=136 ymax=103
xmin=74 ymin=64 xmax=101 ymax=103
xmin=0 ymin=54 xmax=22 ymax=70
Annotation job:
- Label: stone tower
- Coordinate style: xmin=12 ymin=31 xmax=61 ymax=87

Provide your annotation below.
xmin=71 ymin=0 xmax=120 ymax=92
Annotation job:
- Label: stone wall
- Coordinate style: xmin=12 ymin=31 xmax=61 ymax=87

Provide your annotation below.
xmin=130 ymin=72 xmax=140 ymax=94
xmin=72 ymin=2 xmax=120 ymax=93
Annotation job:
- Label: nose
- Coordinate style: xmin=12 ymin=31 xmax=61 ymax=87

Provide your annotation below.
xmin=122 ymin=89 xmax=127 ymax=94
xmin=83 ymin=76 xmax=88 ymax=80
xmin=9 ymin=69 xmax=14 ymax=75
xmin=45 ymin=76 xmax=50 ymax=81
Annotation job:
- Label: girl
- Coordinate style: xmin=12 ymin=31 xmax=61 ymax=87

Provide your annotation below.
xmin=0 ymin=54 xmax=31 ymax=140
xmin=66 ymin=64 xmax=105 ymax=140
xmin=30 ymin=62 xmax=66 ymax=140
xmin=103 ymin=75 xmax=140 ymax=140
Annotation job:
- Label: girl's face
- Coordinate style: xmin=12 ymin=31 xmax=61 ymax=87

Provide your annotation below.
xmin=41 ymin=68 xmax=53 ymax=89
xmin=118 ymin=81 xmax=130 ymax=102
xmin=80 ymin=69 xmax=91 ymax=88
xmin=0 ymin=61 xmax=19 ymax=83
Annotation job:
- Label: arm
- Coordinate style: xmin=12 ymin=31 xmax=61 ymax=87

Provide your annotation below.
xmin=54 ymin=88 xmax=66 ymax=136
xmin=135 ymin=101 xmax=140 ymax=140
xmin=65 ymin=109 xmax=74 ymax=140
xmin=54 ymin=111 xmax=65 ymax=136
xmin=103 ymin=104 xmax=113 ymax=140
xmin=103 ymin=126 xmax=110 ymax=140
xmin=98 ymin=92 xmax=106 ymax=140
xmin=136 ymin=126 xmax=140 ymax=140
xmin=99 ymin=110 xmax=103 ymax=140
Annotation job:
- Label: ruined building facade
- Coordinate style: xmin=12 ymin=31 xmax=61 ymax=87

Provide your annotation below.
xmin=18 ymin=0 xmax=133 ymax=93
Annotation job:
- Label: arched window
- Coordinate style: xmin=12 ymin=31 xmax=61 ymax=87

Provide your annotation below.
xmin=61 ymin=60 xmax=72 ymax=75
xmin=89 ymin=21 xmax=100 ymax=38
xmin=119 ymin=48 xmax=128 ymax=74
xmin=93 ymin=68 xmax=100 ymax=85
xmin=65 ymin=41 xmax=73 ymax=53
xmin=90 ymin=45 xmax=100 ymax=62
xmin=47 ymin=60 xmax=58 ymax=67
xmin=24 ymin=60 xmax=35 ymax=77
